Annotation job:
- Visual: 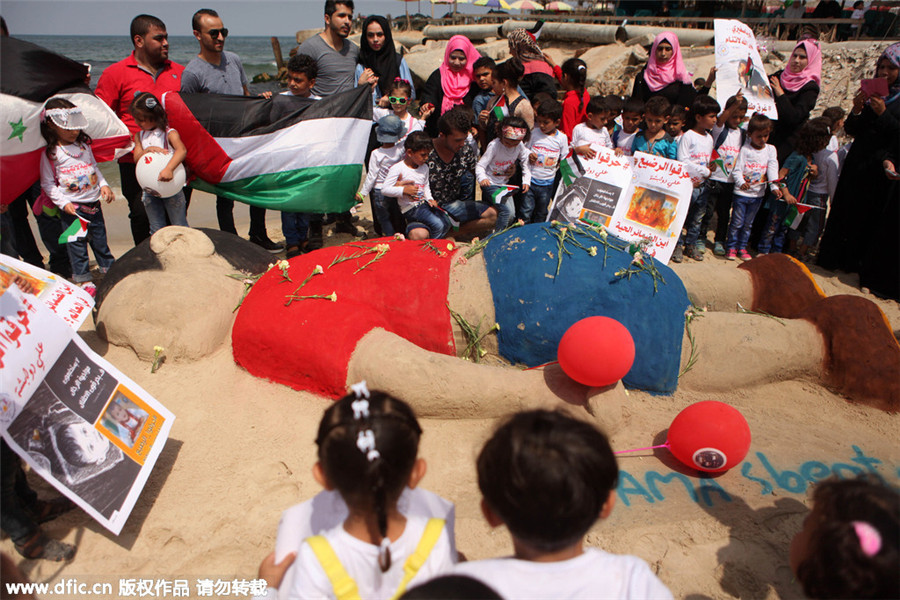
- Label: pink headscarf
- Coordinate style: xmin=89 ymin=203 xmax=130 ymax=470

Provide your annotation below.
xmin=439 ymin=35 xmax=481 ymax=114
xmin=643 ymin=32 xmax=691 ymax=92
xmin=779 ymin=39 xmax=822 ymax=92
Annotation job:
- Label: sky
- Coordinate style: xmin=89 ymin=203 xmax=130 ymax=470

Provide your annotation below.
xmin=2 ymin=0 xmax=493 ymax=36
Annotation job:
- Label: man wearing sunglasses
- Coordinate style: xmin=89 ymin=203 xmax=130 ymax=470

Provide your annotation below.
xmin=95 ymin=14 xmax=185 ymax=246
xmin=182 ymin=8 xmax=282 ymax=252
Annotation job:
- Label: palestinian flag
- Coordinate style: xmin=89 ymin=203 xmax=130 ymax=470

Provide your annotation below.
xmin=58 ymin=215 xmax=89 ymax=244
xmin=741 ymin=54 xmax=753 ymax=80
xmin=163 ymin=86 xmax=372 ymax=214
xmin=784 ymin=202 xmax=822 ymax=230
xmin=488 ymin=185 xmax=518 ymax=205
xmin=559 ymin=152 xmax=582 ymax=187
xmin=1 ymin=37 xmax=132 ymax=205
xmin=710 ymin=148 xmax=727 ymax=177
xmin=491 ymin=95 xmax=508 ymax=122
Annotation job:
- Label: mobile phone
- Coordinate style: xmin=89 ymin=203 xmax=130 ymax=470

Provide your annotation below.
xmin=861 ymin=78 xmax=888 ymax=97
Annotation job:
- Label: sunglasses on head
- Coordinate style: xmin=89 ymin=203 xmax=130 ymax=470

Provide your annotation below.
xmin=206 ymin=28 xmax=228 ymax=39
xmin=388 ymin=96 xmax=408 ymax=105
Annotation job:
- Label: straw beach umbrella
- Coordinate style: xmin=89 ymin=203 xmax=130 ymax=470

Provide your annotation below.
xmin=510 ymin=0 xmax=545 ymax=12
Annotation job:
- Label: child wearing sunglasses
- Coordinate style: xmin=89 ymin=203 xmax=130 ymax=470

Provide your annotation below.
xmin=374 ymin=79 xmax=434 ymax=145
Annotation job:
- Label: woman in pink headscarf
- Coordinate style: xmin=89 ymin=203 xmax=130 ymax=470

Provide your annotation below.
xmin=631 ymin=32 xmax=713 ymax=108
xmin=420 ymin=35 xmax=482 ymax=136
xmin=768 ymin=38 xmax=822 ymax=162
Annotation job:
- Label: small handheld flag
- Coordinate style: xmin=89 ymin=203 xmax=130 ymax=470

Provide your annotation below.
xmin=58 ymin=215 xmax=89 ymax=244
xmin=489 ymin=185 xmax=518 ymax=205
xmin=491 ymin=95 xmax=508 ymax=122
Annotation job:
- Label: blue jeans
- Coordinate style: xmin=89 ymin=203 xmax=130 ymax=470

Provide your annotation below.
xmin=680 ymin=184 xmax=708 ymax=249
xmin=403 ymin=203 xmax=450 ymax=239
xmin=370 ymin=189 xmax=400 ymax=237
xmin=459 ymin=171 xmax=476 ymax=203
xmin=758 ymin=198 xmax=789 ymax=254
xmin=142 ymin=190 xmax=188 ymax=235
xmin=726 ymin=194 xmax=764 ymax=251
xmin=61 ymin=203 xmax=115 ymax=282
xmin=520 ymin=182 xmax=555 ymax=223
xmin=442 ymin=200 xmax=490 ymax=223
xmin=280 ymin=211 xmax=310 ymax=247
xmin=484 ymin=185 xmax=514 ymax=232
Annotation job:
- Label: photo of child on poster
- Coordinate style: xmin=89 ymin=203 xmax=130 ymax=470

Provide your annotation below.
xmin=625 ymin=187 xmax=678 ymax=232
xmin=100 ymin=393 xmax=149 ymax=448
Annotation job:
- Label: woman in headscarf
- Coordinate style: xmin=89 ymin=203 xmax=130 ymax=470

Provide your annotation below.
xmin=355 ymin=15 xmax=415 ymax=106
xmin=507 ymin=27 xmax=558 ymax=101
xmin=420 ymin=35 xmax=482 ymax=136
xmin=767 ymin=38 xmax=822 ymax=162
xmin=818 ymin=43 xmax=900 ymax=300
xmin=631 ymin=32 xmax=712 ymax=108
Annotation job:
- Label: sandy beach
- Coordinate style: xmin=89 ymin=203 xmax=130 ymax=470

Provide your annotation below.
xmin=2 ymin=157 xmax=898 ymax=599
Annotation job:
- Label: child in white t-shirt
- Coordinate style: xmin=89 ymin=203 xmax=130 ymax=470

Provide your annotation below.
xmin=701 ymin=92 xmax=748 ymax=256
xmin=726 ymin=113 xmax=782 ymax=261
xmin=382 ymin=131 xmax=450 ymax=240
xmin=570 ymin=96 xmax=613 ymax=160
xmin=257 ymin=387 xmax=456 ymax=600
xmin=477 ymin=116 xmax=533 ymax=232
xmin=357 ymin=115 xmax=407 ymax=236
xmin=673 ymin=94 xmax=720 ymax=263
xmin=441 ymin=410 xmax=672 ymax=600
xmin=373 ymin=79 xmax=432 ymax=145
xmin=523 ymin=100 xmax=567 ymax=223
xmin=612 ymin=97 xmax=642 ymax=157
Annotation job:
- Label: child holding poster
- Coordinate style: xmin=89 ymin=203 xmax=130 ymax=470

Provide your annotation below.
xmin=631 ymin=97 xmax=678 ymax=159
xmin=702 ymin=92 xmax=749 ymax=256
xmin=673 ymin=95 xmax=720 ymax=262
xmin=726 ymin=113 xmax=781 ymax=261
xmin=570 ymin=96 xmax=613 ymax=160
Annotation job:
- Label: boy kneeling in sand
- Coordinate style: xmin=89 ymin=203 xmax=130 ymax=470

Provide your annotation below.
xmin=440 ymin=410 xmax=673 ymax=599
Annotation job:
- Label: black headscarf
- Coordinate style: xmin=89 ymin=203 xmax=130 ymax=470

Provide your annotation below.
xmin=358 ymin=15 xmax=401 ymax=90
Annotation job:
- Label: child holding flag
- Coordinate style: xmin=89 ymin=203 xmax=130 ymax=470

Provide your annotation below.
xmin=477 ymin=116 xmax=532 ymax=232
xmin=758 ymin=118 xmax=831 ymax=256
xmin=523 ymin=100 xmax=567 ymax=223
xmin=39 ymin=98 xmax=115 ymax=296
xmin=726 ymin=113 xmax=781 ymax=261
xmin=702 ymin=92 xmax=748 ymax=256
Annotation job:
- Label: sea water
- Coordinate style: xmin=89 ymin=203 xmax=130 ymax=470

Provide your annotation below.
xmin=18 ymin=34 xmax=297 ymax=94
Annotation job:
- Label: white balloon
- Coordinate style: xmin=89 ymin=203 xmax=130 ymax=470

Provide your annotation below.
xmin=135 ymin=152 xmax=187 ymax=198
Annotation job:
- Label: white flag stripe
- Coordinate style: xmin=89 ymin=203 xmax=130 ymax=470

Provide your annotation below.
xmin=216 ymin=118 xmax=372 ymax=183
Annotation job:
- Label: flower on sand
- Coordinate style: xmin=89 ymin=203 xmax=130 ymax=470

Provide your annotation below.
xmin=446 ymin=242 xmax=455 ymax=251
xmin=588 ymin=246 xmax=598 ymax=257
xmin=599 ymin=229 xmax=608 ymax=239
xmin=153 ymin=346 xmax=164 ymax=354
xmin=277 ymin=259 xmax=289 ymax=270
xmin=313 ymin=265 xmax=324 ymax=275
xmin=327 ymin=292 xmax=337 ymax=302
xmin=374 ymin=244 xmax=390 ymax=253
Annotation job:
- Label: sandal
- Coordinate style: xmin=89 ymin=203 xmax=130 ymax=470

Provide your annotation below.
xmin=14 ymin=531 xmax=76 ymax=561
xmin=29 ymin=497 xmax=76 ymax=524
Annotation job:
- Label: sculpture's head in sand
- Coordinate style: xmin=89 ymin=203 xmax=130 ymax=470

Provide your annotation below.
xmin=94 ymin=227 xmax=273 ymax=362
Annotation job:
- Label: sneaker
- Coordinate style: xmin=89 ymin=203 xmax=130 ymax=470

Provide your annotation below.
xmin=725 ymin=249 xmax=737 ymax=261
xmin=250 ymin=236 xmax=284 ymax=253
xmin=738 ymin=249 xmax=753 ymax=261
xmin=713 ymin=242 xmax=726 ymax=256
xmin=79 ymin=282 xmax=97 ymax=298
xmin=671 ymin=245 xmax=683 ymax=263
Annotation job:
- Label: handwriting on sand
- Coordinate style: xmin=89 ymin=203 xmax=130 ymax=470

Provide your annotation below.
xmin=617 ymin=446 xmax=898 ymax=507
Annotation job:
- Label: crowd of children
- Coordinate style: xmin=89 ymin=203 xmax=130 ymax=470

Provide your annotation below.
xmin=252 ymin=386 xmax=899 ymax=600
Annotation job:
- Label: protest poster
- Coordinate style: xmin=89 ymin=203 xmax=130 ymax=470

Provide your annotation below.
xmin=0 ymin=254 xmax=93 ymax=329
xmin=607 ymin=151 xmax=694 ymax=264
xmin=547 ymin=145 xmax=632 ymax=226
xmin=0 ymin=277 xmax=174 ymax=535
xmin=714 ymin=19 xmax=778 ymax=119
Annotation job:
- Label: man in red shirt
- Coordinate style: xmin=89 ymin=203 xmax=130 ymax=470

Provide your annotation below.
xmin=95 ymin=14 xmax=185 ymax=245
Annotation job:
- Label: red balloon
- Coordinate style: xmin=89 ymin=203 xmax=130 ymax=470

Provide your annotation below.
xmin=558 ymin=316 xmax=635 ymax=387
xmin=667 ymin=401 xmax=752 ymax=472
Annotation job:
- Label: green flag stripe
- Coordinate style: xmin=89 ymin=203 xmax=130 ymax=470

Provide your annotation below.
xmin=191 ymin=164 xmax=362 ymax=214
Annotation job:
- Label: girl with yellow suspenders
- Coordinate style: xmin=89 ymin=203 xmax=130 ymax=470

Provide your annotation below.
xmin=280 ymin=385 xmax=456 ymax=599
